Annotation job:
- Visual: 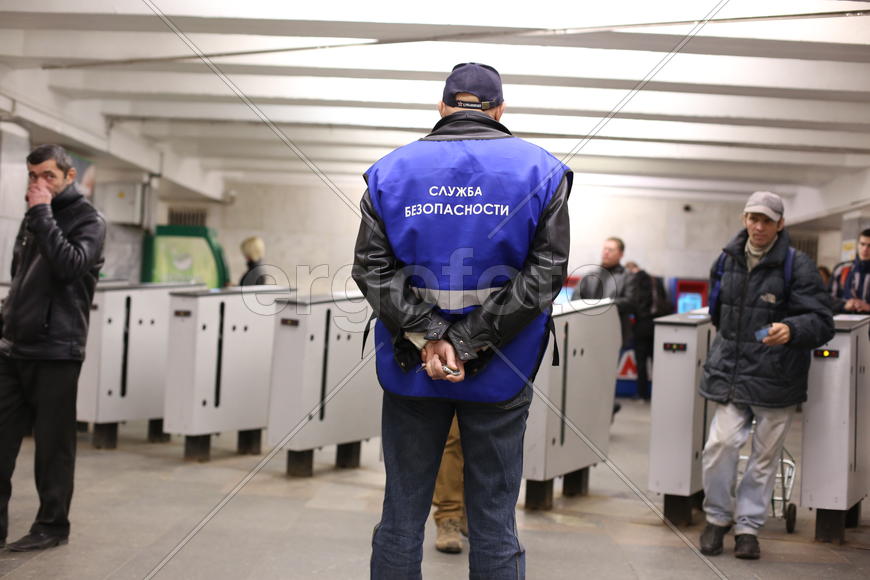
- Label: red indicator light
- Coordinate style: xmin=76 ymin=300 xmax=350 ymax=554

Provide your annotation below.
xmin=663 ymin=343 xmax=688 ymax=352
xmin=813 ymin=349 xmax=839 ymax=358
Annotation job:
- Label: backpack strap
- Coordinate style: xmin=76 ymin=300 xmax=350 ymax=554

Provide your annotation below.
xmin=708 ymin=251 xmax=728 ymax=319
xmin=771 ymin=246 xmax=799 ymax=307
xmin=360 ymin=311 xmax=377 ymax=358
xmin=548 ymin=315 xmax=559 ymax=366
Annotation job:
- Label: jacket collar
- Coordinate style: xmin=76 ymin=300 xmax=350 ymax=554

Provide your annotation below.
xmin=424 ymin=111 xmax=513 ymax=140
xmin=724 ymin=227 xmax=791 ymax=267
xmin=51 ymin=182 xmax=83 ymax=212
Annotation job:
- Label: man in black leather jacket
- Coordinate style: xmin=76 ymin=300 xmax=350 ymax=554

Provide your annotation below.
xmin=698 ymin=191 xmax=833 ymax=560
xmin=0 ymin=144 xmax=106 ymax=551
xmin=571 ymin=237 xmax=639 ymax=348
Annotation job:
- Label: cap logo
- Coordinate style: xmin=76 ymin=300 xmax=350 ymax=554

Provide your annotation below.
xmin=455 ymin=101 xmax=494 ymax=110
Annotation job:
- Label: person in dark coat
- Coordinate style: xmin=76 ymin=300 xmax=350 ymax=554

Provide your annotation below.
xmin=0 ymin=144 xmax=106 ymax=551
xmin=238 ymin=236 xmax=270 ymax=286
xmin=571 ymin=237 xmax=638 ymax=348
xmin=624 ymin=261 xmax=654 ymax=400
xmin=829 ymin=229 xmax=870 ymax=313
xmin=573 ymin=237 xmax=639 ymax=416
xmin=698 ymin=191 xmax=834 ymax=560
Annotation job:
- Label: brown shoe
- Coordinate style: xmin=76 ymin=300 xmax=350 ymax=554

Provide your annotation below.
xmin=435 ymin=518 xmax=463 ymax=554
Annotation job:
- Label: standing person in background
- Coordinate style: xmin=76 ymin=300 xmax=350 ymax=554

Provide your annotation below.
xmin=238 ymin=236 xmax=270 ymax=286
xmin=829 ymin=229 xmax=870 ymax=313
xmin=573 ymin=237 xmax=639 ymax=414
xmin=624 ymin=261 xmax=654 ymax=401
xmin=354 ymin=62 xmax=571 ymax=579
xmin=572 ymin=237 xmax=638 ymax=348
xmin=698 ymin=191 xmax=833 ymax=560
xmin=431 ymin=416 xmax=466 ymax=554
xmin=0 ymin=144 xmax=106 ymax=551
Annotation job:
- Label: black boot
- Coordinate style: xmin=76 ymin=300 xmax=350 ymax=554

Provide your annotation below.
xmin=6 ymin=531 xmax=68 ymax=552
xmin=734 ymin=534 xmax=760 ymax=559
xmin=699 ymin=523 xmax=731 ymax=556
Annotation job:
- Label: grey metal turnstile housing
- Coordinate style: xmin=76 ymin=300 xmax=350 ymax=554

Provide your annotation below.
xmin=523 ymin=299 xmax=620 ymax=509
xmin=163 ymin=286 xmax=293 ymax=461
xmin=647 ymin=308 xmax=716 ymax=525
xmin=266 ymin=293 xmax=379 ymax=477
xmin=78 ymin=282 xmax=205 ymax=448
xmin=802 ymin=313 xmax=870 ymax=543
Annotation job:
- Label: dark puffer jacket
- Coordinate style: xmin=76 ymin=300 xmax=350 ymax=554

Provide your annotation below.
xmin=0 ymin=183 xmax=106 ymax=360
xmin=700 ymin=228 xmax=834 ymax=408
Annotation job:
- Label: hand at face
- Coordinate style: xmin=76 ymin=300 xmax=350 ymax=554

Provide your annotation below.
xmin=762 ymin=322 xmax=791 ymax=346
xmin=26 ymin=183 xmax=52 ymax=208
xmin=421 ymin=339 xmax=465 ymax=383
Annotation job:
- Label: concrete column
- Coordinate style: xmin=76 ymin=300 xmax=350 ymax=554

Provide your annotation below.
xmin=0 ymin=122 xmax=30 ymax=282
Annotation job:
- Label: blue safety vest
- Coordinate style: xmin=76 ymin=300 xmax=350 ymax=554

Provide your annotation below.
xmin=365 ymin=135 xmax=571 ymax=402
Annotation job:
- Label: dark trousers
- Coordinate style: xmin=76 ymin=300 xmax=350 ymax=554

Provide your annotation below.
xmin=371 ymin=390 xmax=529 ymax=580
xmin=635 ymin=339 xmax=653 ymax=400
xmin=0 ymin=355 xmax=81 ymax=540
xmin=634 ymin=318 xmax=654 ymax=400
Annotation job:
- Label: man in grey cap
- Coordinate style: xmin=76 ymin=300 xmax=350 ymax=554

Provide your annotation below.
xmin=698 ymin=191 xmax=833 ymax=559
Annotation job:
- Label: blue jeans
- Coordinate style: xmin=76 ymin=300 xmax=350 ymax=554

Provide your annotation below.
xmin=371 ymin=389 xmax=530 ymax=580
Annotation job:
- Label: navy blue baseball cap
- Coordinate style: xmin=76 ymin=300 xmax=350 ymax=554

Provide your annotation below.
xmin=442 ymin=63 xmax=504 ymax=111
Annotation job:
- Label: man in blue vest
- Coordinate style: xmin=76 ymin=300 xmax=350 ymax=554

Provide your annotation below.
xmin=353 ymin=62 xmax=571 ymax=579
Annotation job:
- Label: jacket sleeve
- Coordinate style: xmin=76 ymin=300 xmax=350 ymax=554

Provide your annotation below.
xmin=613 ymin=271 xmax=639 ymax=315
xmin=446 ymin=172 xmax=572 ymax=361
xmin=10 ymin=218 xmax=25 ymax=280
xmin=352 ymin=189 xmax=450 ymax=342
xmin=26 ymin=204 xmax=106 ymax=283
xmin=782 ymin=252 xmax=835 ymax=349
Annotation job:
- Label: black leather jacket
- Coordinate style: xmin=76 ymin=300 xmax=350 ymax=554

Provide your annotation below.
xmin=353 ymin=111 xmax=572 ymax=378
xmin=0 ymin=184 xmax=106 ymax=360
xmin=571 ymin=263 xmax=640 ymax=347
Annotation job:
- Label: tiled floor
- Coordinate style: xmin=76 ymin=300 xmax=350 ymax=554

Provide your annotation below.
xmin=1 ymin=398 xmax=868 ymax=579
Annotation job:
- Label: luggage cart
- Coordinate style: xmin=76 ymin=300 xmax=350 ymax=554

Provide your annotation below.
xmin=738 ymin=446 xmax=798 ymax=533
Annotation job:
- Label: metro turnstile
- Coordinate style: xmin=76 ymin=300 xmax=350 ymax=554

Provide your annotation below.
xmin=163 ymin=286 xmax=293 ymax=461
xmin=802 ymin=314 xmax=870 ymax=543
xmin=523 ymin=299 xmax=620 ymax=509
xmin=266 ymin=294 xmax=380 ymax=476
xmin=78 ymin=282 xmax=205 ymax=448
xmin=647 ymin=309 xmax=715 ymax=525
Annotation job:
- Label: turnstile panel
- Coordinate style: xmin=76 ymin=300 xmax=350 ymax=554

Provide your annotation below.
xmin=524 ymin=300 xmax=620 ymax=481
xmin=77 ymin=282 xmax=204 ymax=423
xmin=163 ymin=286 xmax=292 ymax=435
xmin=802 ymin=314 xmax=870 ymax=510
xmin=648 ymin=310 xmax=715 ymax=496
xmin=266 ymin=294 xmax=380 ymax=450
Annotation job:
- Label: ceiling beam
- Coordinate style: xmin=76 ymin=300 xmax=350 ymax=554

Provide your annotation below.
xmin=46 ymin=70 xmax=870 ymax=131
xmin=96 ymin=100 xmax=870 ymax=154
